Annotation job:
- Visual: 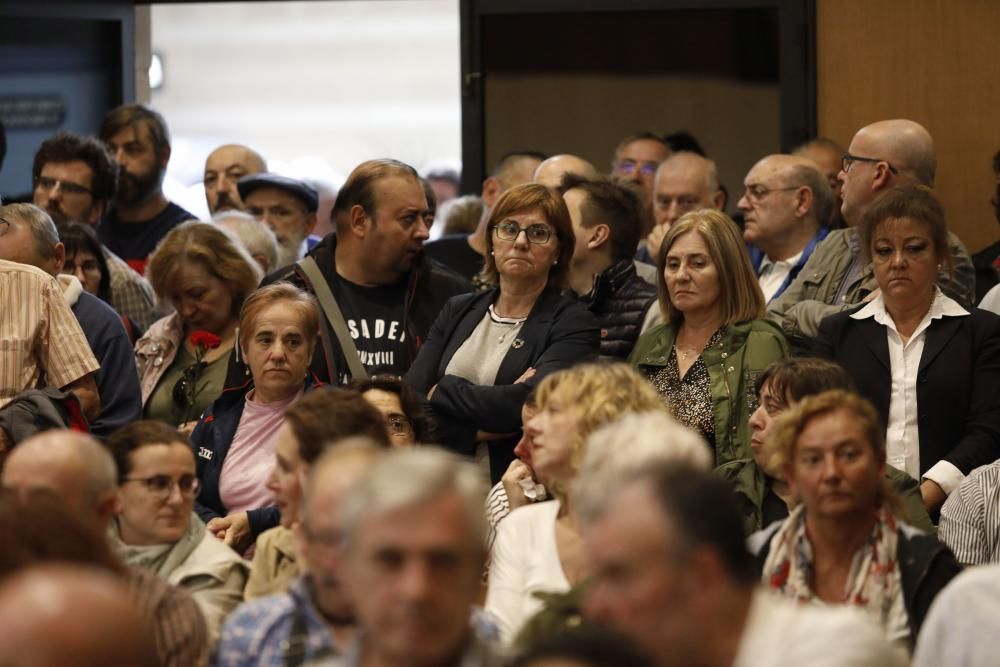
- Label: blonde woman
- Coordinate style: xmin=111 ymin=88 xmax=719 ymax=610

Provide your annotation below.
xmin=485 ymin=363 xmax=664 ymax=643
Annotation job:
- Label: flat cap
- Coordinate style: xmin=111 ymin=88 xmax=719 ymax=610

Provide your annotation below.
xmin=237 ymin=173 xmax=318 ymax=213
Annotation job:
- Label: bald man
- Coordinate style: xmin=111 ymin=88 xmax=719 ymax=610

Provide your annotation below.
xmin=424 ymin=150 xmax=546 ymax=284
xmin=738 ymin=154 xmax=834 ymax=302
xmin=0 ymin=564 xmax=160 ymax=667
xmin=203 ymin=143 xmax=267 ymax=214
xmin=793 ymin=137 xmax=845 ymax=228
xmin=767 ymin=119 xmax=976 ymax=344
xmin=1 ymin=430 xmax=211 ymax=667
xmin=642 ymin=151 xmax=725 ymax=263
xmin=533 ymin=154 xmax=598 ymax=189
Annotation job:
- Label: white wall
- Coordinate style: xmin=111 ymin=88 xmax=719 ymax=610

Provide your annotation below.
xmin=150 ymin=0 xmax=461 ymax=218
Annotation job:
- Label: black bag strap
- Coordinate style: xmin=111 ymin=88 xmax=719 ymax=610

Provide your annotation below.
xmin=296 ymin=256 xmax=369 ymax=381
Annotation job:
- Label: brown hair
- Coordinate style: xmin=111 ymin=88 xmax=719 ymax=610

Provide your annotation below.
xmin=756 ymin=358 xmax=856 ymax=405
xmin=105 ymin=421 xmax=190 ymax=483
xmin=480 ymin=182 xmax=574 ymax=289
xmin=238 ymin=283 xmax=319 ymax=355
xmin=284 ymin=388 xmax=391 ymax=463
xmin=33 ymin=131 xmax=118 ymax=205
xmin=331 ymin=159 xmax=420 ymax=226
xmin=655 ymin=209 xmax=765 ymax=326
xmin=858 ymin=184 xmax=951 ymax=273
xmin=99 ymin=104 xmax=171 ymax=158
xmin=348 ymin=374 xmax=435 ymax=444
xmin=146 ymin=221 xmax=263 ymax=317
xmin=559 ymin=174 xmax=644 ymax=262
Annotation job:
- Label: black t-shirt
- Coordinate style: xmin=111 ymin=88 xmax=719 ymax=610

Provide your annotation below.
xmin=98 ymin=201 xmax=195 ymax=275
xmin=332 ymin=274 xmax=409 ymax=377
xmin=422 ymin=235 xmax=484 ymax=282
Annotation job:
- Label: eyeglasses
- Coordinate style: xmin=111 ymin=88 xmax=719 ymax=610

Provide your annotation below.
xmin=122 ymin=474 xmax=201 ymax=499
xmin=63 ymin=258 xmax=102 ymax=276
xmin=742 ymin=184 xmax=801 ymax=204
xmin=615 ymin=159 xmax=660 ymax=177
xmin=841 ymin=153 xmax=898 ymax=175
xmin=387 ymin=415 xmax=413 ymax=436
xmin=34 ymin=176 xmax=94 ymax=196
xmin=172 ymin=362 xmax=207 ymax=407
xmin=494 ymin=221 xmax=553 ymax=245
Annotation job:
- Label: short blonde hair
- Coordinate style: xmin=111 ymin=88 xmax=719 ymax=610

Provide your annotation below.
xmin=534 ymin=363 xmax=666 ymax=473
xmin=655 ymin=209 xmax=765 ymax=326
xmin=146 ymin=221 xmax=263 ymax=316
xmin=764 ymin=389 xmax=885 ymax=475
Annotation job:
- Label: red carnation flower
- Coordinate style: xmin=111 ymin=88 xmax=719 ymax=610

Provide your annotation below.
xmin=189 ymin=330 xmax=222 ymax=350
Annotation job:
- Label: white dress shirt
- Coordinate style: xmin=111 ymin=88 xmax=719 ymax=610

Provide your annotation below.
xmin=849 ymin=289 xmax=968 ymax=494
xmin=757 ymin=250 xmax=803 ymax=303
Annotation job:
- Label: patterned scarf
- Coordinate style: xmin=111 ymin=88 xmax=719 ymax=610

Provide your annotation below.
xmin=762 ymin=504 xmax=908 ymax=639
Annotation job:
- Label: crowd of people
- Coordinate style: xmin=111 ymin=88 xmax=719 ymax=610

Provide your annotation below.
xmin=1 ymin=101 xmax=999 ymax=667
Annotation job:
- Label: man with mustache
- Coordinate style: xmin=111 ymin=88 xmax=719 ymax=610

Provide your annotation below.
xmin=97 ymin=104 xmax=194 ymax=275
xmin=239 ymin=172 xmax=318 ymax=271
xmin=203 ymin=143 xmax=267 ymax=215
xmin=31 ymin=131 xmax=159 ymax=330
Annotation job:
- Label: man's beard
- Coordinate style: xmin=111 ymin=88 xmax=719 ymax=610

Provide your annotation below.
xmin=116 ymin=166 xmax=163 ymax=206
xmin=276 ymin=234 xmax=307 ymax=270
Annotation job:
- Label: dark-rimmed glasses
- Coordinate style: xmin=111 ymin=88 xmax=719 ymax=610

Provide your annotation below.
xmin=122 ymin=474 xmax=201 ymax=499
xmin=494 ymin=221 xmax=553 ymax=245
xmin=33 ymin=176 xmax=94 ymax=197
xmin=742 ymin=184 xmax=801 ymax=204
xmin=841 ymin=153 xmax=898 ymax=175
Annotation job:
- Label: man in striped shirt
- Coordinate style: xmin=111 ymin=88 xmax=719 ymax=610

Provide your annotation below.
xmin=939 ymin=460 xmax=1000 ymax=565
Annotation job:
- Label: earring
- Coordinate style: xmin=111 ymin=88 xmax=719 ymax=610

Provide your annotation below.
xmin=553 ymin=259 xmax=558 ymax=265
xmin=490 ymin=251 xmax=495 ymax=256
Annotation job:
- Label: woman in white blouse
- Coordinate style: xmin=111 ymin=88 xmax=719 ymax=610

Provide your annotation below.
xmin=484 ymin=363 xmax=664 ymax=643
xmin=814 ymin=185 xmax=1000 ymax=513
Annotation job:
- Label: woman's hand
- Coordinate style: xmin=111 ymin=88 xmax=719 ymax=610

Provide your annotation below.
xmin=647 ymin=223 xmax=669 ymax=262
xmin=427 ymin=384 xmax=437 ymax=401
xmin=501 ymin=459 xmax=537 ymax=512
xmin=207 ymin=511 xmax=253 ymax=552
xmin=920 ymin=479 xmax=948 ymax=512
xmin=514 ymin=367 xmax=536 ymax=384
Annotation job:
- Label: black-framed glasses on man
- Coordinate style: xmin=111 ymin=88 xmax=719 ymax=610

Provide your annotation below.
xmin=33 ymin=176 xmax=94 ymax=196
xmin=742 ymin=184 xmax=802 ymax=204
xmin=122 ymin=474 xmax=201 ymax=499
xmin=841 ymin=153 xmax=898 ymax=175
xmin=387 ymin=415 xmax=413 ymax=436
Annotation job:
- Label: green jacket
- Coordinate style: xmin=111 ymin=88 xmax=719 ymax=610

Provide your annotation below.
xmin=630 ymin=319 xmax=789 ymax=531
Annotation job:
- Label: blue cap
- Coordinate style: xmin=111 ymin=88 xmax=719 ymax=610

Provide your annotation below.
xmin=237 ymin=173 xmax=318 ymax=213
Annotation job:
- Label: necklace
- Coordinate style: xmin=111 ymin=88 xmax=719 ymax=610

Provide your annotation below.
xmin=489 ymin=305 xmax=527 ymax=345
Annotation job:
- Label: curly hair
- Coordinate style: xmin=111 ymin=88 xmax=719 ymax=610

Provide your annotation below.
xmin=534 ymin=362 xmax=666 ymax=480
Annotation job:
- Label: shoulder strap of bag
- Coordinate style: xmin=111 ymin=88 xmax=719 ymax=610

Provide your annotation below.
xmin=296 ymin=256 xmax=369 ymax=381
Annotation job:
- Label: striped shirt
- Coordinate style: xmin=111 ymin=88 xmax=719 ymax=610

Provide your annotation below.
xmin=0 ymin=260 xmax=99 ymax=408
xmin=939 ymin=460 xmax=1000 ymax=565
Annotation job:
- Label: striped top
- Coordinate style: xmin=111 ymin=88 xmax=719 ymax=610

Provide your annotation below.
xmin=0 ymin=260 xmax=99 ymax=408
xmin=939 ymin=460 xmax=1000 ymax=565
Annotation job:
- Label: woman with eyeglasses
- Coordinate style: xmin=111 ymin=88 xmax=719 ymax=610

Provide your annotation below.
xmin=106 ymin=420 xmax=248 ymax=643
xmin=406 ymin=183 xmax=600 ymax=482
xmin=814 ymin=185 xmax=1000 ymax=513
xmin=350 ymin=374 xmax=433 ymax=447
xmin=629 ymin=209 xmax=788 ymax=507
xmin=190 ymin=283 xmax=323 ymax=556
xmin=136 ymin=221 xmax=262 ymax=430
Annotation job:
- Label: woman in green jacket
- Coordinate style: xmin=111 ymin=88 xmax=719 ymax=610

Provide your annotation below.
xmin=629 ymin=209 xmax=788 ymax=507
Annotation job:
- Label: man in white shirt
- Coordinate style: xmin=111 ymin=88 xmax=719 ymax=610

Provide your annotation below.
xmin=579 ymin=463 xmax=905 ymax=667
xmin=738 ymin=154 xmax=834 ymax=303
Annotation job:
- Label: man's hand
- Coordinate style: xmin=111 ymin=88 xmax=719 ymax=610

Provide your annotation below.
xmin=62 ymin=373 xmax=100 ymax=422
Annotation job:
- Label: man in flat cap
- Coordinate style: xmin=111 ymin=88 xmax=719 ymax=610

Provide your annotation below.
xmin=239 ymin=173 xmax=318 ymax=271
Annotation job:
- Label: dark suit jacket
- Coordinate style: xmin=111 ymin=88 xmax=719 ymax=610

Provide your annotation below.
xmin=405 ymin=287 xmax=600 ymax=481
xmin=814 ymin=305 xmax=1000 ymax=476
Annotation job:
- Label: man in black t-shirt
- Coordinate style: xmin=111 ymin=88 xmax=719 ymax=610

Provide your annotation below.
xmin=97 ymin=104 xmax=194 ymax=275
xmin=262 ymin=159 xmax=470 ymax=385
